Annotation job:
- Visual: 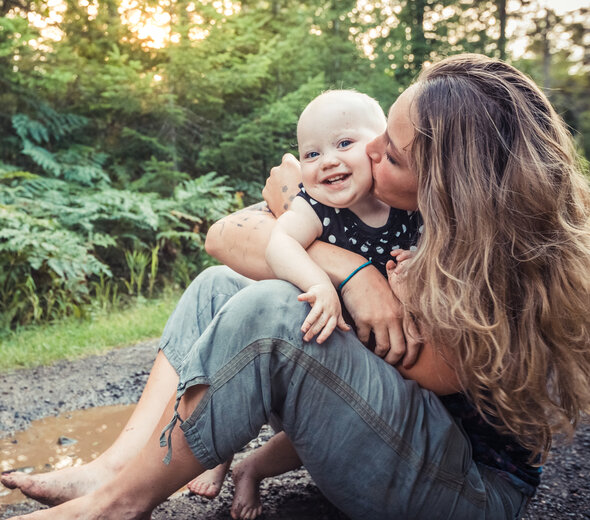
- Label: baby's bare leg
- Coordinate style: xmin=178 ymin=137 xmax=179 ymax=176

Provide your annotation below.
xmin=231 ymin=432 xmax=302 ymax=520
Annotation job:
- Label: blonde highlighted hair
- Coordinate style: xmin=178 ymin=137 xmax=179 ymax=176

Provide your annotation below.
xmin=406 ymin=54 xmax=590 ymax=460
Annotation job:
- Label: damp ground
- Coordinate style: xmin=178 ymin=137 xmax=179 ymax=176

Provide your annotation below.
xmin=1 ymin=340 xmax=589 ymax=519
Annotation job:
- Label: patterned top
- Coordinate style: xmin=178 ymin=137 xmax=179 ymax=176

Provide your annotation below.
xmin=297 ymin=185 xmax=423 ymax=276
xmin=440 ymin=393 xmax=541 ymax=497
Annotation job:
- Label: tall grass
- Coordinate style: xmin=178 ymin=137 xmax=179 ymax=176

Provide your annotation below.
xmin=0 ymin=291 xmax=181 ymax=371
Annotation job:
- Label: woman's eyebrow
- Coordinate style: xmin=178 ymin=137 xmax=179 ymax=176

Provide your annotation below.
xmin=386 ymin=131 xmax=403 ymax=159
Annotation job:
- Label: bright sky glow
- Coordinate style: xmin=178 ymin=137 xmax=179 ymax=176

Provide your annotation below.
xmin=541 ymin=0 xmax=588 ymax=15
xmin=21 ymin=0 xmax=590 ymax=55
xmin=118 ymin=0 xmax=240 ymax=48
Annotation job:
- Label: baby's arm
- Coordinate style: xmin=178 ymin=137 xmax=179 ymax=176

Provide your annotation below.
xmin=266 ymin=197 xmax=350 ymax=343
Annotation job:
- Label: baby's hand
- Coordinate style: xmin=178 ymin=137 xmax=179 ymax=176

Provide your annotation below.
xmin=298 ymin=284 xmax=350 ymax=344
xmin=390 ymin=248 xmax=414 ymax=274
xmin=387 ymin=249 xmax=414 ymax=302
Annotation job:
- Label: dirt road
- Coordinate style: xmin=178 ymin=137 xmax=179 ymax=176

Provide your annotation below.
xmin=1 ymin=341 xmax=589 ymax=519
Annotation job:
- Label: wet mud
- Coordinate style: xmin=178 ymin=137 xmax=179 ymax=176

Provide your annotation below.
xmin=1 ymin=340 xmax=589 ymax=519
xmin=1 ymin=404 xmax=135 ymax=505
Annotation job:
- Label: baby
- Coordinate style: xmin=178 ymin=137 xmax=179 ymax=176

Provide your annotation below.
xmin=267 ymin=89 xmax=420 ymax=343
xmin=189 ymin=90 xmax=421 ymax=519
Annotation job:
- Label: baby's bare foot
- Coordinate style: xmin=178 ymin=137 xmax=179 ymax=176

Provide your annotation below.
xmin=187 ymin=459 xmax=232 ymax=499
xmin=1 ymin=461 xmax=112 ymax=506
xmin=230 ymin=461 xmax=263 ymax=520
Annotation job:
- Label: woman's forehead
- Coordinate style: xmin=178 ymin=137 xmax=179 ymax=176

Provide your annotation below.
xmin=387 ymin=88 xmax=417 ymax=153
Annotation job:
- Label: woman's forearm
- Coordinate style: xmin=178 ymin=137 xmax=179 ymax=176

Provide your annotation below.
xmin=205 ymin=202 xmax=277 ymax=280
xmin=395 ymin=344 xmax=461 ymax=395
xmin=205 ymin=202 xmax=369 ymax=284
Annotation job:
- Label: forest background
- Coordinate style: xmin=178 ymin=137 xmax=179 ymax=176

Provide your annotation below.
xmin=0 ymin=0 xmax=588 ymax=344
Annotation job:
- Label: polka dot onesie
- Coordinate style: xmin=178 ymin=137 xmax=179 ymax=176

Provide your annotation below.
xmin=297 ymin=185 xmax=423 ymax=276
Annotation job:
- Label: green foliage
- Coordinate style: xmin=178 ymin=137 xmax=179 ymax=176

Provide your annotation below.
xmin=0 ymin=0 xmax=588 ymax=335
xmin=0 ymin=140 xmax=237 ymax=329
xmin=197 ymin=76 xmax=321 ymax=183
xmin=0 ymin=290 xmax=180 ymax=371
xmin=0 ymin=202 xmax=110 ymax=328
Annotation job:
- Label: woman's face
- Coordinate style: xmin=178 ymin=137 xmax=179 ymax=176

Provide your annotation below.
xmin=366 ymin=86 xmax=419 ymax=211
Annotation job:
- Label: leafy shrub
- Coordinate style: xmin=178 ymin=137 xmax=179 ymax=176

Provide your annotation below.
xmin=0 ymin=111 xmax=239 ymax=330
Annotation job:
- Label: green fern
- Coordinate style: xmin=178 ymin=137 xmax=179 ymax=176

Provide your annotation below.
xmin=12 ymin=114 xmax=50 ymax=145
xmin=21 ymin=139 xmax=62 ymax=176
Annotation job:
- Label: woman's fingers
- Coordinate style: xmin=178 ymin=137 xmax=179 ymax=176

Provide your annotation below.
xmin=384 ymin=326 xmax=407 ymax=365
xmin=355 ymin=323 xmax=371 ymax=345
xmin=401 ymin=316 xmax=423 ymax=368
xmin=337 ymin=315 xmax=351 ymax=332
xmin=373 ymin=326 xmax=390 ymax=357
xmin=263 ymin=153 xmax=302 ymax=217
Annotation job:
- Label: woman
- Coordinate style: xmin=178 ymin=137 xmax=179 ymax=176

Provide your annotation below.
xmin=3 ymin=54 xmax=590 ymax=520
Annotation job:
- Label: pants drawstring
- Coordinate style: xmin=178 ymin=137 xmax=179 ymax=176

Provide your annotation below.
xmin=159 ymin=394 xmax=182 ymax=465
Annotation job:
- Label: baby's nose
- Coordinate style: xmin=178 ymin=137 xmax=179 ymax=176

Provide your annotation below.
xmin=321 ymin=153 xmax=340 ymax=169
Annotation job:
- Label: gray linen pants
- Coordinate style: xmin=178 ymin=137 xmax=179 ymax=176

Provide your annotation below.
xmin=159 ymin=266 xmax=528 ymax=520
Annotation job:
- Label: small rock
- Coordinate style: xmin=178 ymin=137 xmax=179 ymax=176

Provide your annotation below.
xmin=57 ymin=436 xmax=77 ymax=446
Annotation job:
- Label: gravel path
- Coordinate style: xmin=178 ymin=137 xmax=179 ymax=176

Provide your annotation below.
xmin=1 ymin=341 xmax=589 ymax=519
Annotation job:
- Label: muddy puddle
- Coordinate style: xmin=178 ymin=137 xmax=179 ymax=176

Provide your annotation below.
xmin=0 ymin=404 xmax=135 ymax=505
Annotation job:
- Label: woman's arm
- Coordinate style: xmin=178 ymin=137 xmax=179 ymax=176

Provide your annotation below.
xmin=395 ymin=343 xmax=461 ymax=395
xmin=205 ymin=154 xmax=304 ymax=280
xmin=386 ymin=260 xmax=461 ymax=395
xmin=204 ymin=200 xmax=384 ymax=286
xmin=205 ymin=201 xmax=277 ymax=280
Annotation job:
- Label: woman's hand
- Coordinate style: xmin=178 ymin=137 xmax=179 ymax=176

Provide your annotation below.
xmin=262 ymin=153 xmax=302 ymax=217
xmin=340 ymin=264 xmax=421 ymax=367
xmin=385 ymin=258 xmax=423 ymax=367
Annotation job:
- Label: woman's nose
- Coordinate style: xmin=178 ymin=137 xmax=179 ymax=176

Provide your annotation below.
xmin=366 ymin=135 xmax=382 ymax=162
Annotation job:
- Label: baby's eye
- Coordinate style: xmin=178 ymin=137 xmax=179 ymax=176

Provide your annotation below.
xmin=338 ymin=139 xmax=353 ymax=148
xmin=304 ymin=151 xmax=319 ymax=159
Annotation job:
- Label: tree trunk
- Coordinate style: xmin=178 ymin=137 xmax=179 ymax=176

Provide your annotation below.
xmin=497 ymin=0 xmax=507 ymax=60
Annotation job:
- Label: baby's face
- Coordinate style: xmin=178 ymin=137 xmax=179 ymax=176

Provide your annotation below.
xmin=297 ymin=97 xmax=382 ymax=209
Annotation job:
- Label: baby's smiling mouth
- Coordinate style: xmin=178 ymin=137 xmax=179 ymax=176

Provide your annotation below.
xmin=322 ymin=174 xmax=351 ymax=185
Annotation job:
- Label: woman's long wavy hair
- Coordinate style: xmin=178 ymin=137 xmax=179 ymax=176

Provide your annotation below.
xmin=405 ymin=54 xmax=590 ymax=461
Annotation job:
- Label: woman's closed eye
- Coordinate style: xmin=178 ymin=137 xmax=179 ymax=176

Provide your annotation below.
xmin=385 ymin=151 xmax=398 ymax=165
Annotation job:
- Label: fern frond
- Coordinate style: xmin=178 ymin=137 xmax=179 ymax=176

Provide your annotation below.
xmin=22 ymin=140 xmax=62 ymax=176
xmin=12 ymin=114 xmax=50 ymax=144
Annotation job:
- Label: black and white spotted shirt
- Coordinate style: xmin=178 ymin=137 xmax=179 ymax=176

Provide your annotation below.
xmin=297 ymin=185 xmax=423 ymax=276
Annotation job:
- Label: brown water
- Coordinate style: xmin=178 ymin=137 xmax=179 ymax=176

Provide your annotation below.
xmin=0 ymin=404 xmax=135 ymax=505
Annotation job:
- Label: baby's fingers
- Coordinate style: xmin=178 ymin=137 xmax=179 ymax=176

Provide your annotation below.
xmin=301 ymin=301 xmax=321 ymax=336
xmin=303 ymin=313 xmax=328 ymax=342
xmin=316 ymin=316 xmax=338 ymax=344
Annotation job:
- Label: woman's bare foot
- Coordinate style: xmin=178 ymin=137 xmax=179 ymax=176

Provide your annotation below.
xmin=230 ymin=459 xmax=263 ymax=520
xmin=186 ymin=459 xmax=231 ymax=499
xmin=2 ymin=489 xmax=152 ymax=520
xmin=1 ymin=458 xmax=117 ymax=507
